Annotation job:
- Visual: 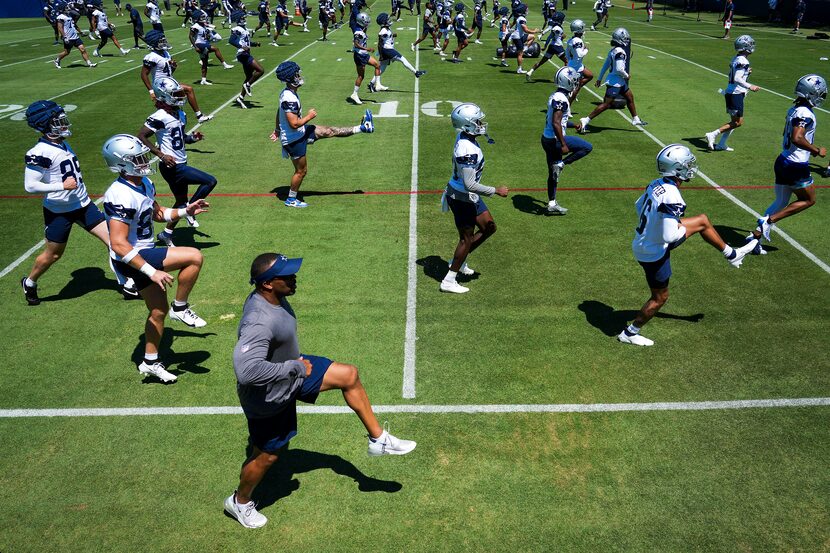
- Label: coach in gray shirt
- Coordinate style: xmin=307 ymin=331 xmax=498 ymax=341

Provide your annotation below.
xmin=224 ymin=252 xmax=416 ymax=529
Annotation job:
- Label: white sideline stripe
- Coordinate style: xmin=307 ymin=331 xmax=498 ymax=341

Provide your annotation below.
xmin=548 ymin=59 xmax=830 ymax=275
xmin=0 ymin=30 xmax=340 ymax=280
xmin=0 ymin=53 xmax=60 ymax=69
xmin=2 ymin=397 xmax=828 ymax=418
xmin=403 ymin=19 xmax=420 ymax=400
xmin=591 ymin=28 xmax=830 ymax=115
xmin=0 ymin=47 xmax=192 ymax=121
xmin=618 ymin=16 xmax=715 ymax=40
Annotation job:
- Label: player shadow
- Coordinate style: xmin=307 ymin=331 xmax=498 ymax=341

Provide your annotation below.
xmin=163 ymin=227 xmax=222 ymax=249
xmin=346 ymin=97 xmax=381 ymax=105
xmin=512 ymin=194 xmax=550 ymax=216
xmin=187 ymin=148 xmax=216 ymax=154
xmin=582 ymin=123 xmax=638 ymax=134
xmin=40 ymin=266 xmax=119 ymax=302
xmin=241 ymin=445 xmax=403 ymax=510
xmin=524 ymin=78 xmax=554 ymax=84
xmin=682 ymin=136 xmax=713 ymax=152
xmin=416 ymin=255 xmax=479 ymax=283
xmin=714 ymin=224 xmax=779 ymax=253
xmin=234 ymin=100 xmax=266 ymax=109
xmin=270 ymin=186 xmax=365 ymax=199
xmin=578 ymin=300 xmax=704 ymax=337
xmin=130 ymin=328 xmax=215 ymax=383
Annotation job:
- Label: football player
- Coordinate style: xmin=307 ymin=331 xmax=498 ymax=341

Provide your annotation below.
xmin=470 ymin=0 xmax=484 ymax=43
xmin=319 ymin=0 xmax=334 ymax=40
xmin=526 ymin=10 xmax=566 ymax=82
xmin=141 ymin=30 xmax=214 ymax=123
xmin=272 ymin=61 xmax=375 ymax=208
xmin=645 ymin=0 xmax=653 ymax=22
xmin=590 ymin=0 xmax=605 ymax=30
xmin=43 ymin=1 xmax=61 ymax=44
xmin=54 ymin=1 xmax=97 ymax=68
xmin=489 ymin=0 xmax=500 ymax=26
xmin=511 ymin=3 xmax=539 ymax=74
xmin=720 ymin=0 xmax=733 ymax=39
xmin=541 ymin=67 xmax=593 ymax=215
xmin=411 ymin=0 xmax=439 ymax=52
xmin=253 ymin=0 xmax=272 ymax=36
xmin=20 ymin=101 xmax=135 ymax=306
xmin=352 ymin=12 xmax=382 ymax=103
xmin=495 ymin=6 xmax=509 ymax=66
xmin=440 ymin=103 xmax=508 ymax=294
xmin=565 ymin=18 xmax=592 ymax=102
xmin=704 ymin=35 xmax=760 ymax=152
xmin=448 ymin=3 xmax=470 ymax=63
xmin=91 ymin=3 xmax=131 ymax=56
xmin=145 ymin=0 xmax=164 ymax=32
xmin=229 ymin=11 xmax=265 ymax=109
xmin=579 ymin=28 xmax=647 ymax=132
xmin=618 ymin=144 xmax=758 ymax=347
xmin=125 ymin=3 xmax=147 ymax=49
xmin=745 ymin=75 xmax=827 ymax=254
xmin=102 ymin=134 xmax=209 ymax=383
xmin=376 ymin=12 xmax=426 ymax=80
xmin=190 ymin=9 xmax=234 ymax=85
xmin=791 ymin=0 xmax=805 ymax=33
xmin=272 ymin=0 xmax=302 ymax=45
xmin=137 ymin=77 xmax=218 ymax=244
xmin=436 ymin=1 xmax=453 ymax=57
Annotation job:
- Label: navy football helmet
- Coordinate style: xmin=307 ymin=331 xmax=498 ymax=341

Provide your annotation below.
xmin=144 ymin=29 xmax=171 ymax=50
xmin=26 ymin=100 xmax=72 ymax=138
xmin=376 ymin=11 xmax=390 ymax=26
xmin=275 ymin=61 xmax=303 ymax=87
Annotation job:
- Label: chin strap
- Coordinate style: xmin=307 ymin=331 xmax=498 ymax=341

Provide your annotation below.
xmin=484 ymin=133 xmax=495 ymax=144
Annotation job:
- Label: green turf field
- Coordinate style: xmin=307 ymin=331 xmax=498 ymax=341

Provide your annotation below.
xmin=0 ymin=2 xmax=828 ymax=551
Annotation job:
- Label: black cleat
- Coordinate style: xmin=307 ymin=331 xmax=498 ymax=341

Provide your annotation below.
xmin=21 ymin=278 xmax=40 ymax=306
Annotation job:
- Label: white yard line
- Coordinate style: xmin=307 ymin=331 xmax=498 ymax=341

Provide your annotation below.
xmin=618 ymin=16 xmax=716 ymax=40
xmin=403 ymin=20 xmax=421 ymax=400
xmin=547 ymin=59 xmax=830 ymax=275
xmin=1 ymin=397 xmax=828 ymax=418
xmin=0 ymin=53 xmax=60 ymax=69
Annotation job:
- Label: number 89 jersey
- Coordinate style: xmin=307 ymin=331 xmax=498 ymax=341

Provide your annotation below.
xmin=103 ymin=176 xmax=158 ymax=259
xmin=24 ymin=139 xmax=91 ymax=213
xmin=631 ymin=177 xmax=686 ymax=263
xmin=144 ymin=108 xmax=188 ymax=164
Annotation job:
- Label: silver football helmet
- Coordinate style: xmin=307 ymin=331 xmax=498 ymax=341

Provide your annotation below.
xmin=569 ymin=18 xmax=585 ymax=35
xmin=451 ymin=103 xmax=487 ymax=136
xmin=611 ymin=27 xmax=630 ymax=47
xmin=102 ymin=134 xmax=157 ymax=176
xmin=356 ymin=11 xmax=370 ymax=28
xmin=555 ymin=66 xmax=580 ymax=92
xmin=795 ymin=74 xmax=827 ymax=107
xmin=657 ymin=144 xmax=697 ymax=181
xmin=734 ymin=34 xmax=755 ymax=53
xmin=153 ymin=77 xmax=187 ymax=107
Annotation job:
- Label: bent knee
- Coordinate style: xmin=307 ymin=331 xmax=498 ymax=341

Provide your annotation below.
xmin=485 ymin=221 xmax=497 ymax=234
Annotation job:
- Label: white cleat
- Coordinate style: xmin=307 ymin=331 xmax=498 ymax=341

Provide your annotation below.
xmin=243 ymin=82 xmax=252 ymax=96
xmin=439 ymin=280 xmax=469 ymax=294
xmin=200 ymin=78 xmax=213 ymax=85
xmin=156 ymin=231 xmax=175 ymax=247
xmin=93 ymin=48 xmax=101 ymax=57
xmin=727 ymin=239 xmax=758 ymax=268
xmin=120 ymin=48 xmax=131 ymax=55
xmin=756 ymin=216 xmax=772 ymax=242
xmin=349 ymin=92 xmax=362 ymax=104
xmin=547 ymin=201 xmax=568 ymax=215
xmin=705 ymin=131 xmax=717 ymax=151
xmin=236 ymin=95 xmax=248 ymax=109
xmin=186 ymin=213 xmax=200 ymax=227
xmin=223 ymin=62 xmax=235 ymax=69
xmin=169 ymin=304 xmax=207 ymax=328
xmin=578 ymin=117 xmax=590 ymax=133
xmin=137 ymin=361 xmax=178 ymax=382
xmin=714 ymin=144 xmax=734 ymax=152
xmin=447 ymin=259 xmax=475 ymax=275
xmin=410 ymin=42 xmax=415 ymax=51
xmin=197 ymin=113 xmax=214 ymax=122
xmin=474 ymin=39 xmax=482 ymax=44
xmin=516 ymin=68 xmax=527 ymax=74
xmin=367 ymin=427 xmax=416 ymax=456
xmin=375 ymin=84 xmax=389 ymax=91
xmin=224 ymin=492 xmax=267 ymax=528
xmin=617 ymin=331 xmax=654 ymax=347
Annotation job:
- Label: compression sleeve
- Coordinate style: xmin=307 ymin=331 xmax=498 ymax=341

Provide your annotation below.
xmin=459 ymin=164 xmax=496 ymax=196
xmin=24 ymin=166 xmax=64 ymax=193
xmin=661 ymin=217 xmax=686 ymax=244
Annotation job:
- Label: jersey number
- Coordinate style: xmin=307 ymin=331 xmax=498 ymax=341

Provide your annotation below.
xmin=137 ymin=208 xmax=154 ymax=240
xmin=170 ymin=127 xmax=184 ymax=151
xmin=635 ymin=198 xmax=653 ymax=235
xmin=59 ymin=157 xmax=82 ymax=186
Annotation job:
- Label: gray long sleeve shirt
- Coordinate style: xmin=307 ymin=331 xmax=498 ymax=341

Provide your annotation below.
xmin=232 ymin=292 xmax=308 ymax=418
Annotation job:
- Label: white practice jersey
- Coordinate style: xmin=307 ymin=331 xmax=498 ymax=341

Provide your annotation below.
xmin=448 ymin=133 xmax=485 ymax=194
xmin=146 ymin=2 xmax=161 ymax=22
xmin=602 ymin=45 xmax=628 ymax=87
xmin=725 ymin=54 xmax=751 ymax=95
xmin=353 ymin=29 xmax=369 ymax=54
xmin=453 ymin=13 xmax=466 ymax=32
xmin=24 ymin=139 xmax=91 ymax=213
xmin=191 ymin=23 xmax=212 ymax=46
xmin=498 ymin=14 xmax=510 ymax=37
xmin=511 ymin=15 xmax=526 ymax=40
xmin=144 ymin=108 xmax=188 ymax=164
xmin=57 ymin=13 xmax=80 ymax=41
xmin=92 ymin=9 xmax=109 ymax=31
xmin=102 ymin=176 xmax=157 ymax=258
xmin=143 ymin=50 xmax=175 ymax=83
xmin=546 ymin=24 xmax=564 ymax=48
xmin=378 ymin=27 xmax=395 ymax=49
xmin=543 ymin=90 xmax=571 ymax=139
xmin=631 ymin=177 xmax=687 ymax=262
xmin=781 ymin=105 xmax=817 ymax=164
xmin=278 ymin=88 xmax=305 ymax=145
xmin=230 ymin=25 xmax=251 ymax=54
xmin=566 ymin=36 xmax=588 ymax=70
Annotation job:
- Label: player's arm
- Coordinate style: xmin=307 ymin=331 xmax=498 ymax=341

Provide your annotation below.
xmin=136 ymin=124 xmax=177 ymax=167
xmin=732 ymin=66 xmax=759 ymax=92
xmin=233 ymin=322 xmax=308 ymax=386
xmin=456 ymin=155 xmax=507 ymax=197
xmin=140 ymin=64 xmax=155 ymax=92
xmin=23 ymin=163 xmax=74 ymax=193
xmin=57 ymin=19 xmax=66 ymax=38
xmin=791 ymin=125 xmax=827 ymax=157
xmin=284 ymin=109 xmax=315 ymax=128
xmin=189 ymin=27 xmax=198 ymax=46
xmin=614 ymin=53 xmax=629 ymax=80
xmin=105 ymin=210 xmax=173 ymax=289
xmin=92 ymin=14 xmax=99 ymax=29
xmin=552 ymin=108 xmax=568 ymax=150
xmin=151 ymin=198 xmax=208 ymax=224
xmin=595 ymin=55 xmax=610 ymax=85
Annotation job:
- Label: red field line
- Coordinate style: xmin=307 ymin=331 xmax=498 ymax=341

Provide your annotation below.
xmin=1 ymin=185 xmax=828 ymax=200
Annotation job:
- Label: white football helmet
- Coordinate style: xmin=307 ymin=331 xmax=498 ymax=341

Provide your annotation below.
xmin=451 ymin=103 xmax=487 ymax=136
xmin=657 ymin=144 xmax=697 ymax=181
xmin=153 ymin=77 xmax=187 ymax=107
xmin=570 ymin=18 xmax=585 ymax=35
xmin=555 ymin=66 xmax=580 ymax=92
xmin=795 ymin=74 xmax=827 ymax=107
xmin=611 ymin=27 xmax=630 ymax=47
xmin=734 ymin=34 xmax=755 ymax=53
xmin=102 ymin=134 xmax=157 ymax=176
xmin=356 ymin=11 xmax=370 ymax=28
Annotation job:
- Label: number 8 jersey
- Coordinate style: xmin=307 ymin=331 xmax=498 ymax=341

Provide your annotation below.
xmin=102 ymin=176 xmax=158 ymax=260
xmin=24 ymin=138 xmax=91 ymax=213
xmin=144 ymin=108 xmax=188 ymax=164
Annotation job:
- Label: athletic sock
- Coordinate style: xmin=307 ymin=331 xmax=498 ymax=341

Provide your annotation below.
xmin=710 ymin=129 xmax=721 ymax=137
xmin=718 ymin=129 xmax=733 ymax=147
xmin=288 ymin=189 xmax=298 ymax=199
xmin=444 ymin=270 xmax=458 ymax=283
xmin=160 ymin=228 xmax=173 ymax=236
xmin=353 ymin=85 xmax=359 ymax=94
xmin=722 ymin=245 xmax=735 ymax=259
xmin=144 ymin=352 xmax=159 ymax=364
xmin=527 ymin=68 xmax=534 ymax=75
xmin=172 ymin=300 xmax=188 ymax=311
xmin=399 ymin=57 xmax=417 ymax=73
xmin=195 ymin=111 xmax=203 ymax=117
xmin=624 ymin=323 xmax=640 ymax=336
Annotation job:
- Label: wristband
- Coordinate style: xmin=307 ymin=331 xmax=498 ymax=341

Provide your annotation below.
xmin=149 ymin=89 xmax=155 ymax=95
xmin=139 ymin=263 xmax=157 ymax=277
xmin=163 ymin=208 xmax=174 ymax=222
xmin=122 ymin=247 xmax=141 ymax=263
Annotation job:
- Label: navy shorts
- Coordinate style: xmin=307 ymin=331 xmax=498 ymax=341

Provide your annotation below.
xmin=543 ymin=43 xmax=564 ymax=59
xmin=113 ymin=247 xmax=169 ymax=290
xmin=773 ymin=155 xmax=813 ymax=189
xmin=725 ymin=93 xmax=745 ymax=117
xmin=63 ymin=38 xmax=84 ymax=49
xmin=380 ymin=47 xmax=401 ymax=61
xmin=195 ymin=44 xmax=210 ymax=59
xmin=159 ymin=162 xmax=217 ymax=202
xmin=605 ymin=83 xmax=629 ymax=98
xmin=447 ymin=194 xmax=488 ymax=229
xmin=638 ymin=250 xmax=671 ymax=289
xmin=43 ymin=202 xmax=106 ymax=244
xmin=152 ymin=21 xmax=164 ymax=32
xmin=99 ymin=28 xmax=114 ymax=38
xmin=512 ymin=36 xmax=524 ymax=49
xmin=276 ymin=17 xmax=286 ymax=30
xmin=422 ymin=24 xmax=433 ymax=36
xmin=455 ymin=30 xmax=467 ymax=42
xmin=282 ymin=125 xmax=317 ymax=159
xmin=473 ymin=14 xmax=482 ymax=27
xmin=236 ymin=51 xmax=255 ymax=66
xmin=246 ymin=354 xmax=333 ymax=453
xmin=259 ymin=12 xmax=269 ymax=23
xmin=354 ymin=51 xmax=370 ymax=66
